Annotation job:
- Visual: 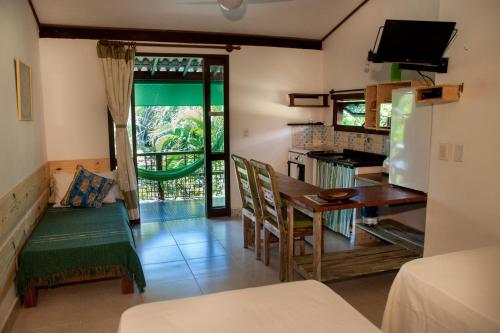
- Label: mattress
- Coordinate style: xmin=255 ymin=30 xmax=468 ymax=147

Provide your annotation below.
xmin=119 ymin=280 xmax=381 ymax=333
xmin=382 ymin=246 xmax=500 ymax=333
xmin=16 ymin=201 xmax=146 ymax=294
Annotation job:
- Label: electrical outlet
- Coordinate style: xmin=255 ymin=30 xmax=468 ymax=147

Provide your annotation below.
xmin=243 ymin=128 xmax=249 ymax=137
xmin=439 ymin=143 xmax=453 ymax=161
xmin=454 ymin=144 xmax=464 ymax=162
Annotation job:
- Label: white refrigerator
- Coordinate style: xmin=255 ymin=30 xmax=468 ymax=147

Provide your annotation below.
xmin=389 ymin=88 xmax=433 ymax=193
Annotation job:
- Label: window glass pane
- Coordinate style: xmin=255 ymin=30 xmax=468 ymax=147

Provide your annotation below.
xmin=211 ymin=114 xmax=224 ymax=153
xmin=212 ymin=160 xmax=225 ymax=207
xmin=379 ymin=102 xmax=392 ymax=128
xmin=210 ymin=65 xmax=224 ymax=153
xmin=337 ymin=102 xmax=366 ymax=127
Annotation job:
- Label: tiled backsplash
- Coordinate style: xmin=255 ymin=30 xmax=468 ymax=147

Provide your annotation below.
xmin=292 ymin=126 xmax=389 ymax=156
xmin=291 ymin=126 xmax=334 ymax=148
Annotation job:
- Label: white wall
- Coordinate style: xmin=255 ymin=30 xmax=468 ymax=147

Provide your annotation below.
xmin=39 ymin=40 xmax=324 ymax=209
xmin=424 ymin=0 xmax=500 ymax=256
xmin=40 ymin=40 xmax=109 ymax=160
xmin=0 ymin=0 xmax=47 ymax=198
xmin=322 ymin=0 xmax=439 ymax=125
xmin=0 ymin=0 xmax=47 ymax=329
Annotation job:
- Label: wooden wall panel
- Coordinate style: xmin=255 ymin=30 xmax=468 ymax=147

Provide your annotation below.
xmin=48 ymin=158 xmax=111 ymax=174
xmin=0 ymin=163 xmax=50 ymax=306
xmin=0 ymin=164 xmax=49 ymax=246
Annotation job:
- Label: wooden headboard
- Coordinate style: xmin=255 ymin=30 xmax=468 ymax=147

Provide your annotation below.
xmin=48 ymin=158 xmax=111 ymax=174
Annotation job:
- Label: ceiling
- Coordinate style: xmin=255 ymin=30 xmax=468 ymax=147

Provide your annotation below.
xmin=32 ymin=0 xmax=365 ymax=40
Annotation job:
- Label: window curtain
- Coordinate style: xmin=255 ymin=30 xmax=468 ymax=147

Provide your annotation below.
xmin=316 ymin=161 xmax=355 ymax=237
xmin=97 ymin=41 xmax=139 ymax=220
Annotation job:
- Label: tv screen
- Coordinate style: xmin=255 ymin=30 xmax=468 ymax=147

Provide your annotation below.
xmin=373 ymin=20 xmax=456 ymax=65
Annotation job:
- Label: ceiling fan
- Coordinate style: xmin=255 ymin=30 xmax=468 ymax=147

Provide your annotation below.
xmin=178 ymin=0 xmax=293 ymax=20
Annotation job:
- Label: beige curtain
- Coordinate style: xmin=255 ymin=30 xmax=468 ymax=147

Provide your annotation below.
xmin=97 ymin=41 xmax=139 ymax=220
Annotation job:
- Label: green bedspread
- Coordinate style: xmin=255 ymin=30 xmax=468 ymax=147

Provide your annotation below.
xmin=17 ymin=201 xmax=146 ymax=295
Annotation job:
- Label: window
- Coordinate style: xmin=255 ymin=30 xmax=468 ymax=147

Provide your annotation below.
xmin=332 ymin=90 xmax=388 ymax=135
xmin=333 ymin=92 xmax=365 ymax=130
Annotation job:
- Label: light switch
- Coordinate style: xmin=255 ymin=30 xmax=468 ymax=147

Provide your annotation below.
xmin=454 ymin=144 xmax=464 ymax=162
xmin=439 ymin=143 xmax=453 ymax=161
xmin=243 ymin=128 xmax=249 ymax=137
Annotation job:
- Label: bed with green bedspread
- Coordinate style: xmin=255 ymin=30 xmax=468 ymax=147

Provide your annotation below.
xmin=17 ymin=201 xmax=146 ymax=295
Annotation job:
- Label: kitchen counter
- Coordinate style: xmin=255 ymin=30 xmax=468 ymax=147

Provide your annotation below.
xmin=354 ymin=172 xmax=389 ymax=185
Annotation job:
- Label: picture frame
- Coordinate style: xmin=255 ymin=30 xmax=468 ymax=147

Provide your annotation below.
xmin=15 ymin=58 xmax=32 ymax=121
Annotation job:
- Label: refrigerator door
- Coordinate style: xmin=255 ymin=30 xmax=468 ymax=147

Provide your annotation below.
xmin=389 ymin=88 xmax=432 ymax=193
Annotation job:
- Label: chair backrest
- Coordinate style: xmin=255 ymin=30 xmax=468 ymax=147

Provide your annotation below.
xmin=250 ymin=160 xmax=285 ymax=234
xmin=231 ymin=155 xmax=261 ymax=220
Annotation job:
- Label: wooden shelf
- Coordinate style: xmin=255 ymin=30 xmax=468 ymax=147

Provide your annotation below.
xmin=365 ymin=80 xmax=425 ymax=130
xmin=415 ymin=84 xmax=462 ymax=104
xmin=288 ymin=93 xmax=329 ymax=107
xmin=292 ymin=244 xmax=420 ymax=282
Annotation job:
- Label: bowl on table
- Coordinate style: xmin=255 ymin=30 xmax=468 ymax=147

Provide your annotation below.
xmin=317 ymin=188 xmax=358 ymax=203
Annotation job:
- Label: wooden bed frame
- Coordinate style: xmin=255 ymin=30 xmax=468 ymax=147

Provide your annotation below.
xmin=23 ymin=158 xmax=134 ymax=308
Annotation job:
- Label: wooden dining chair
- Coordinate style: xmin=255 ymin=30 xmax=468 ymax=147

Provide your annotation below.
xmin=250 ymin=159 xmax=315 ymax=281
xmin=231 ymin=154 xmax=263 ymax=260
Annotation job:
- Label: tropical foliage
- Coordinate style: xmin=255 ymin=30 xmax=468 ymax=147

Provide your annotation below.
xmin=341 ymin=103 xmax=366 ymax=127
xmin=134 ymin=105 xmax=224 ymax=154
xmin=132 ymin=105 xmax=225 ymax=201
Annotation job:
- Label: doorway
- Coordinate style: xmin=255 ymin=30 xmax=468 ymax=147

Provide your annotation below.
xmin=124 ymin=53 xmax=230 ymax=221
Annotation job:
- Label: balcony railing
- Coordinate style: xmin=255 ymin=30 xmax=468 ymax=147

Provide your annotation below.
xmin=137 ymin=151 xmax=224 ymax=202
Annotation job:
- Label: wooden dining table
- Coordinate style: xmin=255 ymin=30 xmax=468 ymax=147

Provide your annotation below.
xmin=276 ymin=173 xmax=427 ymax=282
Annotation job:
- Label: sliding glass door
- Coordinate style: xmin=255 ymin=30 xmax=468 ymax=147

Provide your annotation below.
xmin=117 ymin=53 xmax=230 ymax=220
xmin=203 ymin=56 xmax=230 ymax=218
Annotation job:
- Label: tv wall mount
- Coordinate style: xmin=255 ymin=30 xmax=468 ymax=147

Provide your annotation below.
xmin=368 ymin=20 xmax=458 ymax=73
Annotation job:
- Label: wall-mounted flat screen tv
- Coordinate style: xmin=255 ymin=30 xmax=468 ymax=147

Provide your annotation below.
xmin=370 ymin=20 xmax=456 ymax=65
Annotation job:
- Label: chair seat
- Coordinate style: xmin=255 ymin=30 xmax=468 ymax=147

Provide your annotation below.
xmin=264 ymin=209 xmax=313 ymax=230
xmin=279 ymin=207 xmax=313 ymax=229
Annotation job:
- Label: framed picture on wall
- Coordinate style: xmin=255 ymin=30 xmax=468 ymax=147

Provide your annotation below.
xmin=15 ymin=58 xmax=32 ymax=121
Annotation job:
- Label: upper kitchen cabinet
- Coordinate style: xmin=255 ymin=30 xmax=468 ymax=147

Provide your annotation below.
xmin=364 ymin=80 xmax=423 ymax=131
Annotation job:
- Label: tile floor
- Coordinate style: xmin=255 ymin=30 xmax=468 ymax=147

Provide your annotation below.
xmin=9 ymin=216 xmax=396 ymax=333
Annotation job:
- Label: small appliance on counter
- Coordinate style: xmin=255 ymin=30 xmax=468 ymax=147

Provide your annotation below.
xmin=382 ymin=158 xmax=390 ymax=174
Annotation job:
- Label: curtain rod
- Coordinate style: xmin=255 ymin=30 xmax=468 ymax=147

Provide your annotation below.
xmin=135 ymin=42 xmax=241 ymax=52
xmin=98 ymin=39 xmax=241 ymax=52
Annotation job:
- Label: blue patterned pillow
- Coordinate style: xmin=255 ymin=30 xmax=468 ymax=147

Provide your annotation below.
xmin=61 ymin=165 xmax=114 ymax=208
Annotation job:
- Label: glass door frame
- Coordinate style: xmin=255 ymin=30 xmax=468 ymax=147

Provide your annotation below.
xmin=203 ymin=55 xmax=231 ymax=218
xmin=109 ymin=52 xmax=231 ymax=218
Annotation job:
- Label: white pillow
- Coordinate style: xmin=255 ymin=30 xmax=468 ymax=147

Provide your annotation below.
xmin=97 ymin=171 xmax=120 ymax=204
xmin=51 ymin=172 xmax=73 ymax=207
xmin=50 ymin=170 xmax=121 ymax=207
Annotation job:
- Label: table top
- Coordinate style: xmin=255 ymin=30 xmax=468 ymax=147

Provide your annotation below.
xmin=277 ymin=173 xmax=427 ymax=213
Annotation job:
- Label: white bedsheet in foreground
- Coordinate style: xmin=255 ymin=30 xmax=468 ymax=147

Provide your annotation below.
xmin=119 ymin=280 xmax=380 ymax=333
xmin=382 ymin=245 xmax=500 ymax=333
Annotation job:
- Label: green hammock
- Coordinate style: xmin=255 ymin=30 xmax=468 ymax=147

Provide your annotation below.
xmin=137 ymin=136 xmax=223 ymax=181
xmin=138 ymin=157 xmax=204 ymax=181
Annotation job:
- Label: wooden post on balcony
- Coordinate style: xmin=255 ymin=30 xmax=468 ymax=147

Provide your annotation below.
xmin=156 ymin=153 xmax=165 ymax=200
